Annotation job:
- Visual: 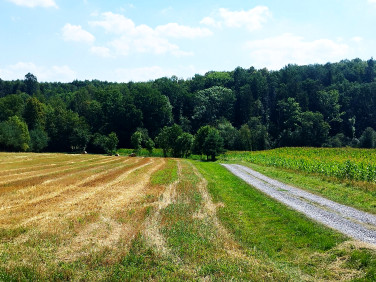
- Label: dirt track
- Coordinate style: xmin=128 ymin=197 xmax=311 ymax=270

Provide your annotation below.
xmin=223 ymin=164 xmax=376 ymax=245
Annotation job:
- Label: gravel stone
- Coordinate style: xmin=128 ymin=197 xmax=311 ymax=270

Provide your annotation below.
xmin=222 ymin=164 xmax=376 ymax=245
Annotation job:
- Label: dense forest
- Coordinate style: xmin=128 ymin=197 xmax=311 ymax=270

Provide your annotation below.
xmin=1 ymin=58 xmax=376 ymax=157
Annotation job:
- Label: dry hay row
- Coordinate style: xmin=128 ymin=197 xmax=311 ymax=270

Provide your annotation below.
xmin=0 ymin=158 xmax=159 ymax=228
xmin=0 ymin=156 xmax=129 ymax=192
xmin=0 ymin=158 xmax=144 ymax=225
xmin=0 ymin=157 xmax=170 ymax=275
xmin=0 ymin=154 xmax=111 ymax=181
xmin=56 ymin=158 xmax=167 ymax=261
xmin=0 ymin=154 xmax=108 ymax=177
xmin=142 ymin=160 xmax=181 ymax=260
xmin=0 ymin=157 xmax=136 ymax=213
xmin=41 ymin=156 xmax=130 ymax=186
xmin=0 ymin=153 xmax=86 ymax=167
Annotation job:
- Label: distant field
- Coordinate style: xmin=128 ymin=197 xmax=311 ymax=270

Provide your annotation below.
xmin=1 ymin=152 xmax=376 ymax=280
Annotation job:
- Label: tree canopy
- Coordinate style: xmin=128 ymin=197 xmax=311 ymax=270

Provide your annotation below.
xmin=0 ymin=58 xmax=375 ymax=155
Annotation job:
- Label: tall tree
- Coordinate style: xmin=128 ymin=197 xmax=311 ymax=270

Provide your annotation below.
xmin=24 ymin=73 xmax=38 ymax=95
xmin=0 ymin=116 xmax=30 ymax=151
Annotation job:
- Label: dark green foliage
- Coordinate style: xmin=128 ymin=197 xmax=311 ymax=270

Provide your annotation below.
xmin=0 ymin=116 xmax=30 ymax=151
xmin=238 ymin=124 xmax=252 ymax=151
xmin=192 ymin=86 xmax=235 ymax=130
xmin=217 ymin=119 xmax=238 ymax=150
xmin=107 ymin=132 xmax=119 ymax=154
xmin=155 ymin=124 xmax=183 ymax=157
xmin=192 ymin=125 xmax=211 ymax=156
xmin=23 ymin=97 xmax=46 ymax=130
xmin=24 ymin=73 xmax=38 ymax=95
xmin=0 ymin=94 xmax=27 ymax=121
xmin=0 ymin=58 xmax=376 ymax=153
xmin=92 ymin=132 xmax=119 ymax=155
xmin=175 ymin=132 xmax=194 ymax=158
xmin=29 ymin=126 xmax=49 ymax=152
xmin=359 ymin=127 xmax=376 ymax=148
xmin=131 ymin=131 xmax=142 ymax=154
xmin=45 ymin=108 xmax=91 ymax=152
xmin=202 ymin=128 xmax=224 ymax=161
xmin=193 ymin=126 xmax=224 ymax=161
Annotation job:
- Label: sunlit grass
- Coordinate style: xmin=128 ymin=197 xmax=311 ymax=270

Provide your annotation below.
xmin=194 ymin=161 xmax=376 ymax=280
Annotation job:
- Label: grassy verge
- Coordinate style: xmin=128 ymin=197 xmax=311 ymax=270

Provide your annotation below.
xmin=194 ymin=161 xmax=376 ymax=280
xmin=109 ymin=160 xmax=285 ymax=280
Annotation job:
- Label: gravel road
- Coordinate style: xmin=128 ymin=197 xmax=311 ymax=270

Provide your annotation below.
xmin=222 ymin=164 xmax=376 ymax=245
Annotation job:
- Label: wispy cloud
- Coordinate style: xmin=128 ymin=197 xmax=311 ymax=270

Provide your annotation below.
xmin=62 ymin=24 xmax=95 ymax=44
xmin=201 ymin=6 xmax=271 ymax=31
xmin=115 ymin=66 xmax=175 ymax=82
xmin=7 ymin=0 xmax=58 ymax=8
xmin=245 ymin=33 xmax=349 ymax=70
xmin=155 ymin=23 xmax=212 ymax=39
xmin=90 ymin=46 xmax=112 ymax=58
xmin=0 ymin=62 xmax=76 ymax=82
xmin=89 ymin=12 xmax=208 ymax=57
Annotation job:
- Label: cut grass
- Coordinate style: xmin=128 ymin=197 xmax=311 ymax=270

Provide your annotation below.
xmin=194 ymin=160 xmax=376 ymax=280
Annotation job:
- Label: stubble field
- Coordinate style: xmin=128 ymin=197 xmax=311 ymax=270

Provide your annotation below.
xmin=1 ymin=152 xmax=376 ymax=281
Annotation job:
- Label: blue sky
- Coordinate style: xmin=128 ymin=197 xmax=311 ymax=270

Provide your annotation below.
xmin=1 ymin=0 xmax=376 ymax=82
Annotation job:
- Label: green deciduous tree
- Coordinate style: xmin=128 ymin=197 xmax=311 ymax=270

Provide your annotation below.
xmin=238 ymin=124 xmax=252 ymax=151
xmin=176 ymin=132 xmax=194 ymax=158
xmin=192 ymin=86 xmax=235 ymax=129
xmin=155 ymin=124 xmax=183 ymax=157
xmin=92 ymin=132 xmax=119 ymax=155
xmin=359 ymin=127 xmax=376 ymax=148
xmin=24 ymin=73 xmax=38 ymax=95
xmin=0 ymin=94 xmax=27 ymax=121
xmin=23 ymin=97 xmax=46 ymax=130
xmin=29 ymin=126 xmax=49 ymax=152
xmin=202 ymin=128 xmax=224 ymax=161
xmin=193 ymin=125 xmax=224 ymax=160
xmin=131 ymin=131 xmax=142 ymax=154
xmin=0 ymin=116 xmax=30 ymax=151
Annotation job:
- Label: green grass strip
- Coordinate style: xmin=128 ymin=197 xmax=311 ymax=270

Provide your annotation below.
xmin=193 ymin=160 xmax=376 ymax=280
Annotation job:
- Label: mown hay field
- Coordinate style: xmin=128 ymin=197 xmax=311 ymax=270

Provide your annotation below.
xmin=1 ymin=152 xmax=376 ymax=281
xmin=0 ymin=153 xmax=269 ymax=280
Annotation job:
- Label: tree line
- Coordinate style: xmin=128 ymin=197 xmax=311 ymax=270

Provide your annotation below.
xmin=1 ymin=58 xmax=376 ymax=159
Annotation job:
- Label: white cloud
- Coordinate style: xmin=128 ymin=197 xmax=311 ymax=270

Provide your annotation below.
xmin=90 ymin=46 xmax=112 ymax=57
xmin=115 ymin=66 xmax=174 ymax=82
xmin=219 ymin=7 xmax=271 ymax=31
xmin=351 ymin=36 xmax=363 ymax=43
xmin=368 ymin=0 xmax=376 ymax=4
xmin=0 ymin=62 xmax=76 ymax=82
xmin=245 ymin=33 xmax=350 ymax=70
xmin=155 ymin=23 xmax=212 ymax=39
xmin=90 ymin=12 xmax=206 ymax=57
xmin=200 ymin=17 xmax=221 ymax=28
xmin=201 ymin=6 xmax=271 ymax=31
xmin=89 ymin=12 xmax=135 ymax=34
xmin=7 ymin=0 xmax=58 ymax=8
xmin=62 ymin=24 xmax=95 ymax=44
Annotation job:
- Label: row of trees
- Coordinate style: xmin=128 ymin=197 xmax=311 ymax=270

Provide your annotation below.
xmin=1 ymin=58 xmax=376 ymax=157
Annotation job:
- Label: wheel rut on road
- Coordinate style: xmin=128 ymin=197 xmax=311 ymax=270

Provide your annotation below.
xmin=222 ymin=164 xmax=376 ymax=245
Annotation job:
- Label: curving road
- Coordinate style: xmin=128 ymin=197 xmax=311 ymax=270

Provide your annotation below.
xmin=222 ymin=164 xmax=376 ymax=245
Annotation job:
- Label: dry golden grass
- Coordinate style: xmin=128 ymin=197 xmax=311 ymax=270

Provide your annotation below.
xmin=2 ymin=153 xmax=371 ymax=280
xmin=0 ymin=153 xmax=168 ymax=278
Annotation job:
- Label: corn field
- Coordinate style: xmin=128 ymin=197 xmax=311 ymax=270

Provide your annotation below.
xmin=221 ymin=148 xmax=376 ymax=182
